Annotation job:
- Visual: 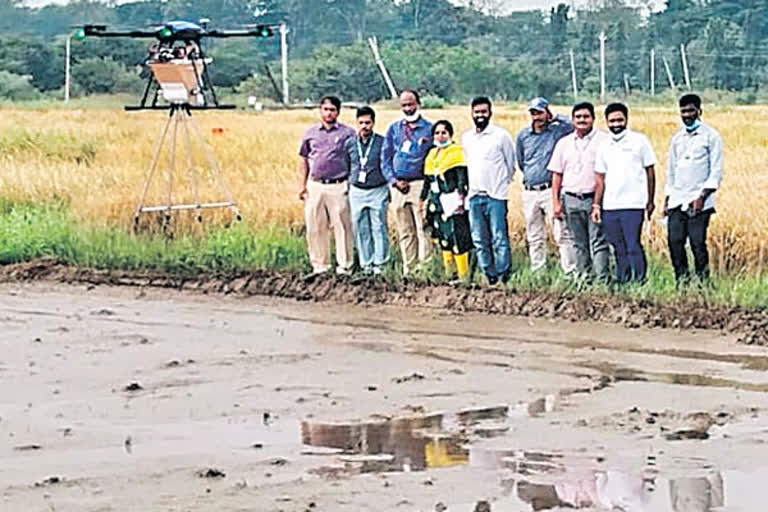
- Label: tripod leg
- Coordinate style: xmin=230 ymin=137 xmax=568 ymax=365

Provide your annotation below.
xmin=180 ymin=111 xmax=202 ymax=222
xmin=135 ymin=110 xmax=174 ymax=226
xmin=165 ymin=108 xmax=180 ymax=225
xmin=187 ymin=114 xmax=242 ymax=222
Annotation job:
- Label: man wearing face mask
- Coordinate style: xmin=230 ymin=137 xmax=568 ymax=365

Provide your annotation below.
xmin=593 ymin=103 xmax=657 ymax=284
xmin=381 ymin=88 xmax=433 ymax=276
xmin=461 ymin=96 xmax=516 ymax=285
xmin=664 ymin=94 xmax=723 ymax=285
xmin=516 ymin=97 xmax=576 ymax=274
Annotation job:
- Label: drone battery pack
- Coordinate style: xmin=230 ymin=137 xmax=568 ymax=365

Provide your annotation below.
xmin=150 ymin=59 xmax=206 ymax=104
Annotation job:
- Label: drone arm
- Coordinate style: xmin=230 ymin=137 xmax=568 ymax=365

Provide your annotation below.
xmin=205 ymin=28 xmax=278 ymax=38
xmin=84 ymin=28 xmax=160 ymax=38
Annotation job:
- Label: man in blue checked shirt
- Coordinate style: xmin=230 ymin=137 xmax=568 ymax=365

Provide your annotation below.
xmin=381 ymin=88 xmax=433 ymax=276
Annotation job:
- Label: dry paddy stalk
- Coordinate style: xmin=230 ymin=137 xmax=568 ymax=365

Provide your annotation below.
xmin=0 ymin=105 xmax=765 ymax=271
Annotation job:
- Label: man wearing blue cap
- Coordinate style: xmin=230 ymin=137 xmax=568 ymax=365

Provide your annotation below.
xmin=516 ymin=97 xmax=576 ymax=273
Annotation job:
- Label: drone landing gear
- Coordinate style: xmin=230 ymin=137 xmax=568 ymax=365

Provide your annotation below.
xmin=134 ymin=103 xmax=241 ymax=230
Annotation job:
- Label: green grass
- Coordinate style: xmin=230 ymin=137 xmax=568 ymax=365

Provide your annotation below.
xmin=0 ymin=199 xmax=765 ymax=309
xmin=0 ymin=199 xmax=307 ymax=274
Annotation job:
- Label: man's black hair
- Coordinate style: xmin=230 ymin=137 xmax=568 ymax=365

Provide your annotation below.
xmin=470 ymin=96 xmax=492 ymax=110
xmin=679 ymin=93 xmax=702 ymax=110
xmin=356 ymin=105 xmax=376 ymax=121
xmin=400 ymin=88 xmax=421 ymax=105
xmin=320 ymin=95 xmax=341 ymax=110
xmin=605 ymin=102 xmax=629 ymax=119
xmin=572 ymin=101 xmax=595 ymax=118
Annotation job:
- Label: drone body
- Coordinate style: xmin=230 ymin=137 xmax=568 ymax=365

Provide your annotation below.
xmin=73 ymin=20 xmax=279 ymax=110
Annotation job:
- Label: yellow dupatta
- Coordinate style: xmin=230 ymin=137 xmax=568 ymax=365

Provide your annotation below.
xmin=424 ymin=143 xmax=466 ymax=177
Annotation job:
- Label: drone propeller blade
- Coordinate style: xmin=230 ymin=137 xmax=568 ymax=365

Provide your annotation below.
xmin=205 ymin=24 xmax=280 ymax=38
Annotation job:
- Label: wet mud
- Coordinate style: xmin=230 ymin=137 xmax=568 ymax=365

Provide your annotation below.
xmin=3 ymin=280 xmax=768 ymax=510
xmin=1 ymin=258 xmax=767 ymax=346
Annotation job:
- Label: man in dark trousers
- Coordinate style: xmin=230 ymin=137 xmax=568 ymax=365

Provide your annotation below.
xmin=664 ymin=94 xmax=724 ymax=284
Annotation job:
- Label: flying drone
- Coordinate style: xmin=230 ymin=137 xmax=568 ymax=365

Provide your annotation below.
xmin=73 ymin=19 xmax=280 ymax=225
xmin=74 ymin=20 xmax=280 ymax=110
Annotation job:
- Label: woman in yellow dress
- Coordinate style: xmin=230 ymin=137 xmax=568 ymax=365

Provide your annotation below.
xmin=421 ymin=120 xmax=472 ymax=279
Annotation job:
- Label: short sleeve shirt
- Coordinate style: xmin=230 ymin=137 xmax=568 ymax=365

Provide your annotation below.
xmin=548 ymin=129 xmax=609 ymax=194
xmin=595 ymin=130 xmax=656 ymax=210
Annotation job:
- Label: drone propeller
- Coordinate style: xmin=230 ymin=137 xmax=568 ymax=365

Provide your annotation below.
xmin=72 ymin=21 xmax=280 ymax=42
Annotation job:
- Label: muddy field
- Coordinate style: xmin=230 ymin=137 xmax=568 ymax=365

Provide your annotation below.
xmin=2 ymin=277 xmax=768 ymax=511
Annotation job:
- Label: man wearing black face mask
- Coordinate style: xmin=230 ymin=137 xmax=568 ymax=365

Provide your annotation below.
xmin=461 ymin=96 xmax=516 ymax=285
xmin=664 ymin=94 xmax=723 ymax=285
xmin=593 ymin=102 xmax=657 ymax=284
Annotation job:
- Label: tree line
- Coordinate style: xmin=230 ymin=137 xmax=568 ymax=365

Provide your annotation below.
xmin=0 ymin=0 xmax=767 ymax=103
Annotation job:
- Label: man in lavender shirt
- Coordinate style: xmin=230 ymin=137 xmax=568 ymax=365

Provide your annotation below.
xmin=298 ymin=95 xmax=356 ymax=276
xmin=549 ymin=102 xmax=610 ymax=281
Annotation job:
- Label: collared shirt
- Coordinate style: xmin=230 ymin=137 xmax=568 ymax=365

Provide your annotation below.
xmin=595 ymin=129 xmax=657 ymax=211
xmin=461 ymin=123 xmax=516 ymax=201
xmin=345 ymin=133 xmax=387 ymax=189
xmin=516 ymin=114 xmax=574 ymax=187
xmin=381 ymin=116 xmax=433 ymax=183
xmin=549 ymin=128 xmax=609 ymax=194
xmin=298 ymin=122 xmax=356 ymax=181
xmin=666 ymin=121 xmax=723 ymax=211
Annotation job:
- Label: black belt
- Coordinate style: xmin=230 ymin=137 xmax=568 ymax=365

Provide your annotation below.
xmin=312 ymin=177 xmax=347 ymax=185
xmin=524 ymin=182 xmax=551 ymax=191
xmin=564 ymin=191 xmax=595 ymax=200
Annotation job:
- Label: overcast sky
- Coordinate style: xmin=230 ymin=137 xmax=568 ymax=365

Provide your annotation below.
xmin=23 ymin=0 xmax=666 ymax=11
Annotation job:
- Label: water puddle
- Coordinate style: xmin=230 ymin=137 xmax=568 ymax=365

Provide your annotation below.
xmin=301 ymin=404 xmax=529 ymax=473
xmin=497 ymin=449 xmax=768 ymax=511
xmin=579 ymin=360 xmax=768 ymax=393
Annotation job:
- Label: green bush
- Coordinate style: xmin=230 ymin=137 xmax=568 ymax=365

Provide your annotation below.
xmin=0 ymin=70 xmax=42 ymax=101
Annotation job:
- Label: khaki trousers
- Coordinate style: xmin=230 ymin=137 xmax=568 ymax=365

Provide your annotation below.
xmin=521 ymin=188 xmax=576 ymax=273
xmin=390 ymin=182 xmax=430 ymax=275
xmin=305 ymin=180 xmax=354 ymax=274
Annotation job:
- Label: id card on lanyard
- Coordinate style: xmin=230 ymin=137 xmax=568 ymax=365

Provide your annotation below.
xmin=357 ymin=138 xmax=374 ymax=183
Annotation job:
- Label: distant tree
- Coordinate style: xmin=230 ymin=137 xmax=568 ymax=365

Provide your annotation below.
xmin=0 ymin=70 xmax=42 ymax=101
xmin=72 ymin=56 xmax=141 ymax=95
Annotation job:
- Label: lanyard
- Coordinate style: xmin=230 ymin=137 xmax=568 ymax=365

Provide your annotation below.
xmin=357 ymin=137 xmax=374 ymax=167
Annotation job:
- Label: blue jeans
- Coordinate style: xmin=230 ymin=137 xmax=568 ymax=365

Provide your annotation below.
xmin=469 ymin=196 xmax=511 ymax=281
xmin=349 ymin=185 xmax=390 ymax=271
xmin=602 ymin=209 xmax=646 ymax=283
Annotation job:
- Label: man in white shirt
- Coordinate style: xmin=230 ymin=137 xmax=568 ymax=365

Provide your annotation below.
xmin=461 ymin=96 xmax=516 ymax=285
xmin=664 ymin=94 xmax=723 ymax=284
xmin=592 ymin=102 xmax=657 ymax=284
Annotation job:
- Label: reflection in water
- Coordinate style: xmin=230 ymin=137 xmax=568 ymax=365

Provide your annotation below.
xmin=505 ymin=450 xmax=726 ymax=511
xmin=302 ymin=408 xmax=766 ymax=510
xmin=301 ymin=406 xmax=508 ymax=472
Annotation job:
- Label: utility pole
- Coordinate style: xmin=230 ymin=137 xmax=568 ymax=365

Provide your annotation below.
xmin=65 ymin=33 xmax=72 ymax=103
xmin=569 ymin=49 xmax=578 ymax=101
xmin=650 ymin=48 xmax=655 ymax=96
xmin=662 ymin=54 xmax=676 ymax=91
xmin=599 ymin=31 xmax=606 ymax=102
xmin=680 ymin=43 xmax=691 ymax=90
xmin=280 ymin=22 xmax=289 ymax=105
xmin=367 ymin=36 xmax=398 ymax=99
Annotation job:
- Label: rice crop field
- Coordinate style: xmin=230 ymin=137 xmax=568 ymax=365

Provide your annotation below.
xmin=0 ymin=104 xmax=766 ymax=274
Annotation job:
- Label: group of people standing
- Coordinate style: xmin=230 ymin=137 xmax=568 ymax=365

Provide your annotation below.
xmin=298 ymin=91 xmax=723 ymax=286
